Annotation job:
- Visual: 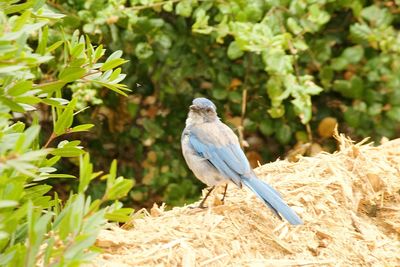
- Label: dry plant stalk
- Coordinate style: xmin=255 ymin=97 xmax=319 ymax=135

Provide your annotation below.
xmin=91 ymin=134 xmax=400 ymax=267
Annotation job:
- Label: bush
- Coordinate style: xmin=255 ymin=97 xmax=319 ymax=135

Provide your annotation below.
xmin=4 ymin=0 xmax=400 ymax=212
xmin=47 ymin=0 xmax=400 ymax=207
xmin=0 ymin=2 xmax=133 ymax=265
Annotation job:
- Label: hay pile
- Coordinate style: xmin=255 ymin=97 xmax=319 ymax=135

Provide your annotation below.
xmin=92 ymin=134 xmax=400 ymax=266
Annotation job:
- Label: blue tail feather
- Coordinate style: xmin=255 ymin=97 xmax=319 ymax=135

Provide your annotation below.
xmin=242 ymin=177 xmax=303 ymax=225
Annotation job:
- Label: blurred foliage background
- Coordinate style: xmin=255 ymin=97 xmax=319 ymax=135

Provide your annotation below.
xmin=46 ymin=0 xmax=400 ymax=207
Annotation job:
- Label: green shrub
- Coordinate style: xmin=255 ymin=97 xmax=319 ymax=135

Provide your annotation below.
xmin=0 ymin=1 xmax=133 ymax=265
xmin=49 ymin=0 xmax=400 ymax=206
xmin=6 ymin=1 xmax=400 ymax=208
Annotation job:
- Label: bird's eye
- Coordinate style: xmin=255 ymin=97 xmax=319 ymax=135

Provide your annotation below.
xmin=206 ymin=107 xmax=213 ymax=112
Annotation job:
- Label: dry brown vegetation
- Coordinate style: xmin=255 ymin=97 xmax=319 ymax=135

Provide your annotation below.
xmin=91 ymin=133 xmax=400 ymax=266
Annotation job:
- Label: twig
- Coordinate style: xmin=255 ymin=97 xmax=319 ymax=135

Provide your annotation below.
xmin=238 ymin=89 xmax=247 ymax=149
xmin=238 ymin=55 xmax=252 ymax=148
xmin=46 ymin=1 xmax=80 ymax=19
xmin=306 ymin=123 xmax=313 ymax=142
xmin=43 ymin=132 xmax=57 ymax=148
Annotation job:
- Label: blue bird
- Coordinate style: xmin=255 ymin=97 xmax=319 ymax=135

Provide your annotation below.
xmin=181 ymin=97 xmax=303 ymax=225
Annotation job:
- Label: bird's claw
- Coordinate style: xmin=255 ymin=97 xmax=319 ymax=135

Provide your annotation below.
xmin=189 ymin=204 xmax=207 ymax=209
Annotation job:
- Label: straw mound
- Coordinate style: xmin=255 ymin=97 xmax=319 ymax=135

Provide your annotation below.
xmin=92 ymin=134 xmax=400 ymax=266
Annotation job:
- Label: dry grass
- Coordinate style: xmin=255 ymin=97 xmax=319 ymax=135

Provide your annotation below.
xmin=91 ymin=133 xmax=400 ymax=266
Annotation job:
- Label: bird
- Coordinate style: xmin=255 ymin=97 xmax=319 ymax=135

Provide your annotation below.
xmin=181 ymin=97 xmax=303 ymax=225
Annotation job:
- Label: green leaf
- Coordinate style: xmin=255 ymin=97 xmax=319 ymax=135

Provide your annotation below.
xmin=368 ymin=103 xmax=382 ymax=116
xmin=0 ymin=246 xmax=16 ymax=265
xmin=41 ymin=98 xmax=69 ymax=107
xmin=341 ymin=46 xmax=364 ymax=64
xmin=349 ymin=23 xmax=372 ymax=43
xmin=361 ymin=5 xmax=393 ymax=26
xmin=333 ymin=80 xmax=351 ymax=97
xmin=0 ymin=65 xmax=26 ymax=73
xmin=266 ymin=76 xmax=285 ymax=100
xmin=344 ymin=108 xmax=361 ymax=127
xmin=24 ymin=185 xmax=52 ymax=200
xmin=46 ymin=40 xmax=64 ymax=53
xmin=100 ymin=58 xmax=128 ymax=71
xmin=0 ymin=200 xmax=19 ymax=209
xmin=333 ymin=76 xmax=363 ymax=99
xmin=106 ymin=178 xmax=134 ymax=200
xmin=59 ymin=67 xmax=86 ymax=83
xmin=33 ymin=8 xmax=66 ymax=19
xmin=303 ymin=82 xmax=323 ymax=95
xmin=92 ymin=80 xmax=130 ymax=96
xmin=1 ymin=22 xmax=47 ymax=41
xmin=331 ymin=57 xmax=348 ymax=71
xmin=107 ymin=50 xmax=123 ymax=61
xmin=38 ymin=167 xmax=57 ymax=173
xmin=94 ymin=45 xmax=105 ymax=62
xmin=227 ymin=41 xmax=244 ymax=60
xmin=350 ymin=76 xmax=364 ymax=98
xmin=26 ymin=206 xmax=52 ymax=267
xmin=134 ymin=43 xmax=153 ymax=60
xmin=263 ymin=50 xmax=293 ymax=74
xmin=109 ymin=68 xmax=121 ymax=81
xmin=287 ymin=18 xmax=302 ymax=35
xmin=51 ymin=147 xmax=84 ymax=157
xmin=105 ymin=208 xmax=134 ymax=223
xmin=14 ymin=10 xmax=31 ymax=31
xmin=386 ymin=107 xmax=400 ymax=122
xmin=79 ymin=153 xmax=93 ymax=193
xmin=293 ymin=38 xmax=308 ymax=51
xmin=8 ymin=81 xmax=33 ymax=96
xmin=33 ymin=173 xmax=76 ymax=181
xmin=44 ymin=156 xmax=61 ymax=166
xmin=0 ymin=96 xmax=25 ymax=112
xmin=291 ymin=95 xmax=312 ymax=124
xmin=36 ymin=25 xmax=48 ymax=55
xmin=4 ymin=1 xmax=34 ymax=14
xmin=64 ymin=234 xmax=98 ymax=259
xmin=212 ymin=88 xmax=228 ymax=100
xmin=23 ymin=125 xmax=40 ymax=151
xmin=176 ymin=0 xmax=193 ymax=17
xmin=319 ymin=67 xmax=333 ymax=87
xmin=54 ymin=98 xmax=77 ymax=135
xmin=276 ymin=124 xmax=292 ymax=145
xmin=107 ymin=160 xmax=117 ymax=188
xmin=308 ymin=4 xmax=330 ymax=26
xmin=37 ymin=80 xmax=66 ymax=93
xmin=70 ymin=43 xmax=85 ymax=58
xmin=15 ymin=96 xmax=41 ymax=105
xmin=268 ymin=106 xmax=285 ymax=118
xmin=259 ymin=120 xmax=274 ymax=136
xmin=61 ymin=140 xmax=81 ymax=148
xmin=163 ymin=1 xmax=174 ymax=12
xmin=70 ymin=124 xmax=94 ymax=133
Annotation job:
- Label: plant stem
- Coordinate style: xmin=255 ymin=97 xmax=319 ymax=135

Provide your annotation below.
xmin=238 ymin=54 xmax=252 ymax=149
xmin=44 ymin=132 xmax=57 ymax=148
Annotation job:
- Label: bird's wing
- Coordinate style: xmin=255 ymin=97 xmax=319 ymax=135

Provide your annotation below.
xmin=188 ymin=122 xmax=251 ymax=186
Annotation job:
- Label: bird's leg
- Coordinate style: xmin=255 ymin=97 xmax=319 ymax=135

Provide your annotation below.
xmin=195 ymin=186 xmax=215 ymax=209
xmin=220 ymin=183 xmax=228 ymax=203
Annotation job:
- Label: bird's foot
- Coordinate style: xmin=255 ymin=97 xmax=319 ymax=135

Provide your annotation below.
xmin=220 ymin=184 xmax=228 ymax=204
xmin=189 ymin=204 xmax=208 ymax=209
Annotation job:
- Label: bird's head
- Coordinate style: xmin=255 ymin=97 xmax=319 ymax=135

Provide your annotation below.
xmin=188 ymin=97 xmax=218 ymax=123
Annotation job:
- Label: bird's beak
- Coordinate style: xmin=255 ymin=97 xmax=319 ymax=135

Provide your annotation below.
xmin=189 ymin=105 xmax=199 ymax=111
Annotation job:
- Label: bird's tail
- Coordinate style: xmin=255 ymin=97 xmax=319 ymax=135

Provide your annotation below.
xmin=242 ymin=176 xmax=303 ymax=225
